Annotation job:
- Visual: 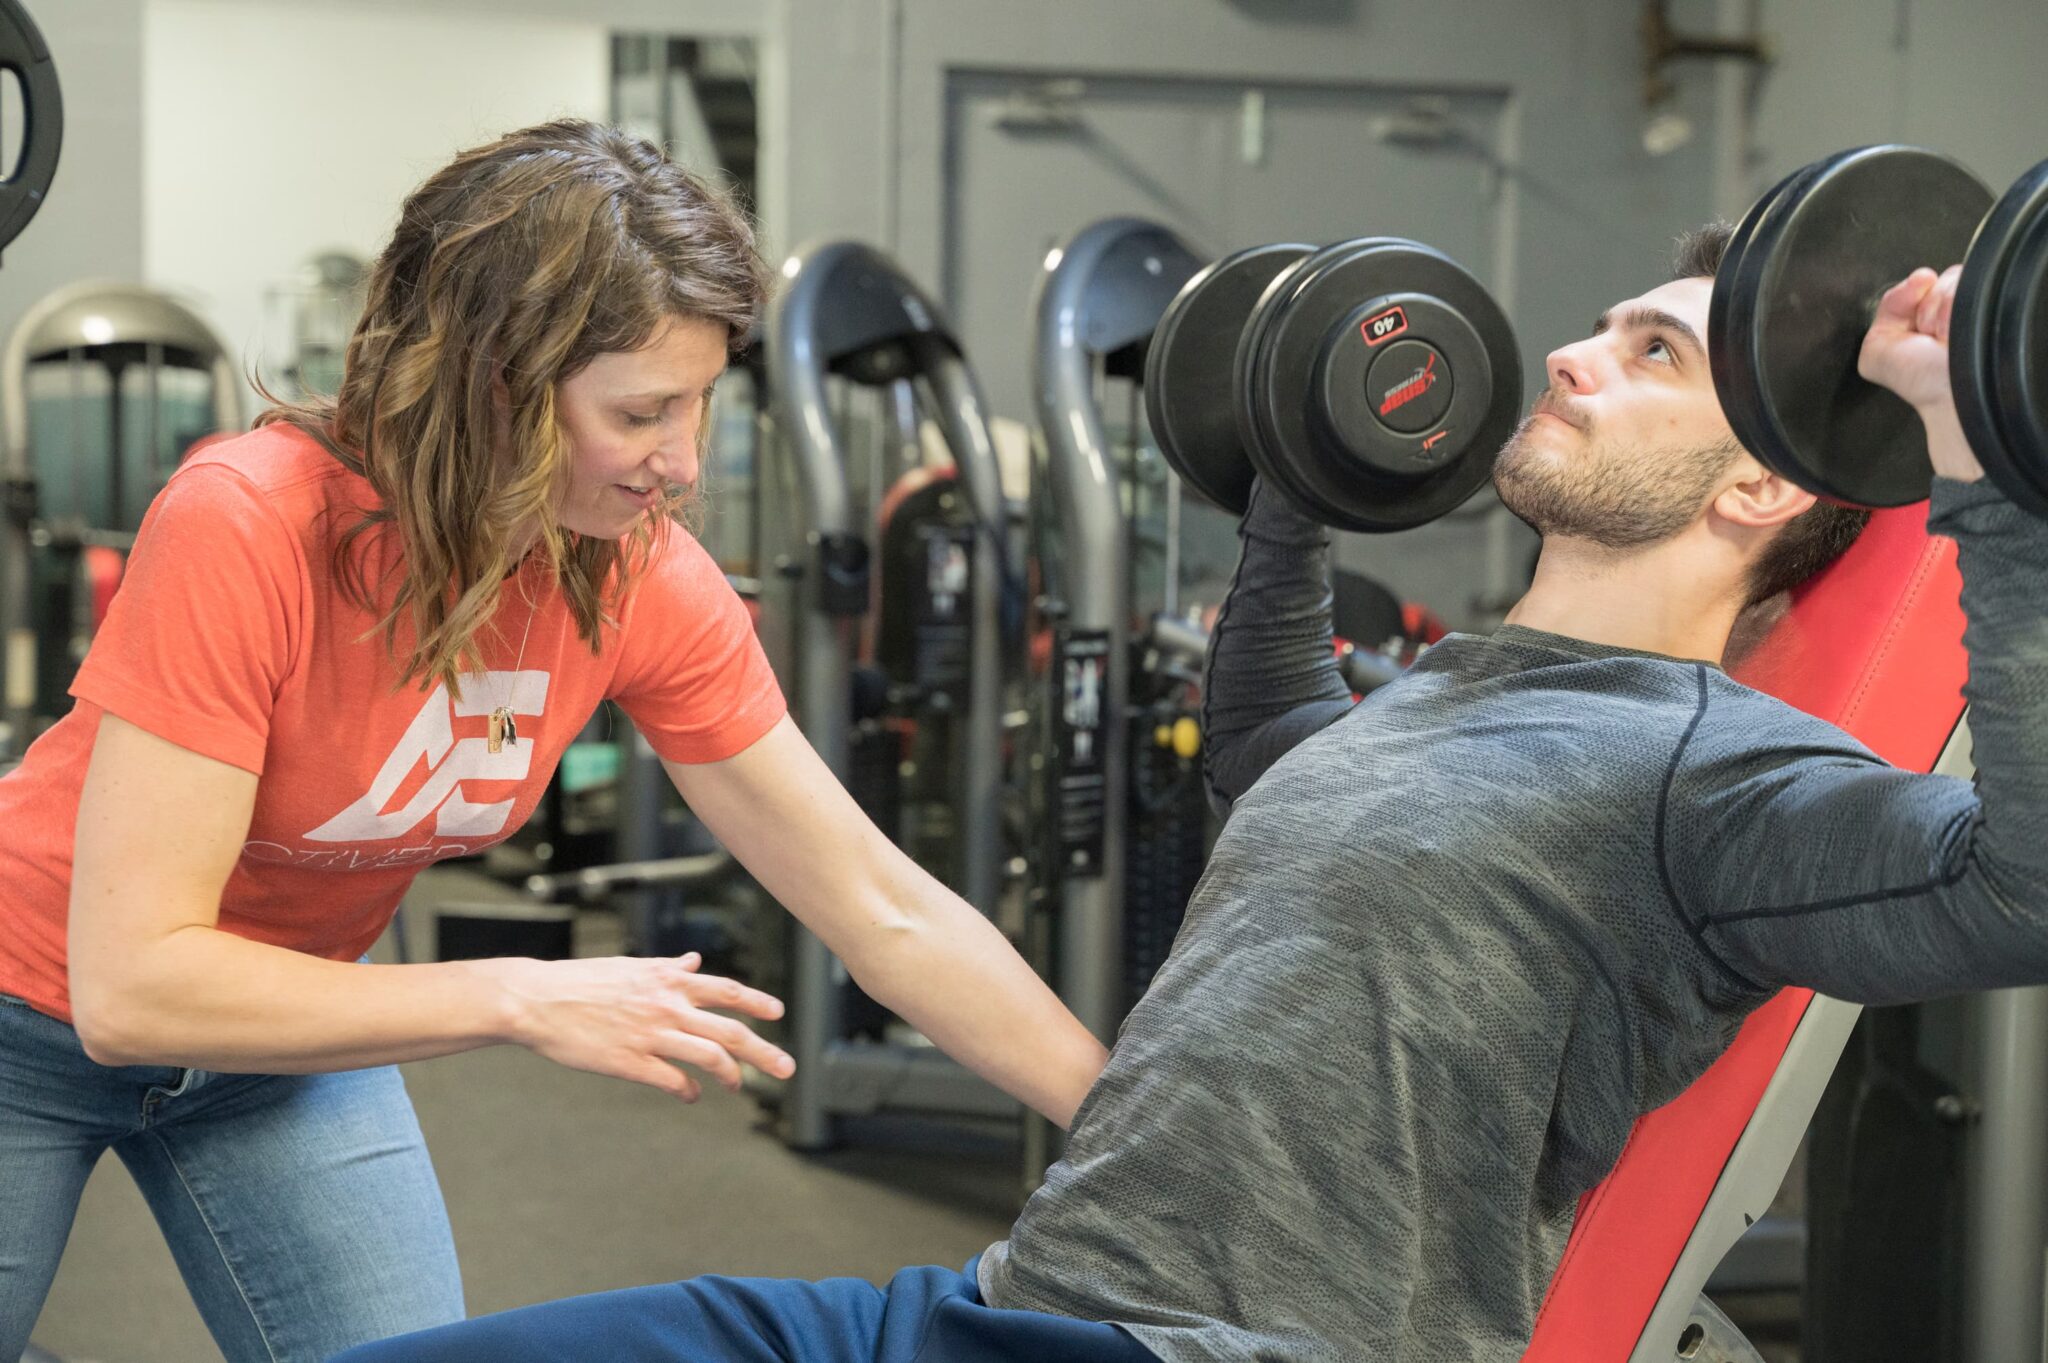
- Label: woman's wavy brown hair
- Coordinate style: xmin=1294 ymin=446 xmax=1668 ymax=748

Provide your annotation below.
xmin=259 ymin=119 xmax=770 ymax=696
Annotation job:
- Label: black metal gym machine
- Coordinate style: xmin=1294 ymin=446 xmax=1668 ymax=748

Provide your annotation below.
xmin=1026 ymin=217 xmax=1208 ymax=1049
xmin=758 ymin=240 xmax=1022 ymax=1148
xmin=0 ymin=283 xmax=242 ymax=750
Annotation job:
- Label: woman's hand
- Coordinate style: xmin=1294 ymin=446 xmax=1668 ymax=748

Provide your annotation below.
xmin=487 ymin=952 xmax=794 ymax=1102
xmin=663 ymin=716 xmax=1112 ymax=1127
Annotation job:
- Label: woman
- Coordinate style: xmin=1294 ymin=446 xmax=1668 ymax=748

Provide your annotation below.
xmin=0 ymin=121 xmax=1108 ymax=1363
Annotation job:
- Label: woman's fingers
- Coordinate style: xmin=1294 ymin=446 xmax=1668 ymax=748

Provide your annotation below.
xmin=512 ymin=955 xmax=794 ymax=1097
xmin=652 ymin=1029 xmax=746 ymax=1091
xmin=670 ymin=1005 xmax=796 ymax=1080
xmin=667 ymin=962 xmax=786 ymax=1022
xmin=627 ymin=1054 xmax=703 ymax=1103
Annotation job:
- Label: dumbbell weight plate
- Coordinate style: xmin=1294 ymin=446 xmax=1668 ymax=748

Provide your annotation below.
xmin=1144 ymin=243 xmax=1312 ymax=515
xmin=0 ymin=0 xmax=63 ymax=258
xmin=1953 ymin=157 xmax=2048 ymax=518
xmin=1711 ymin=145 xmax=1993 ymax=507
xmin=1235 ymin=237 xmax=1521 ymax=533
xmin=1989 ymin=180 xmax=2048 ymax=514
xmin=1709 ymin=155 xmax=1835 ymax=499
xmin=1718 ymin=164 xmax=1805 ymax=284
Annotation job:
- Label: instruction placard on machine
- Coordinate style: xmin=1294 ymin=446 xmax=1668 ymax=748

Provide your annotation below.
xmin=1054 ymin=628 xmax=1110 ymax=875
xmin=913 ymin=524 xmax=974 ymax=700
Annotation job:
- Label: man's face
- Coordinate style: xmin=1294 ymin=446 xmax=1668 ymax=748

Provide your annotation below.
xmin=1493 ymin=277 xmax=1747 ymax=547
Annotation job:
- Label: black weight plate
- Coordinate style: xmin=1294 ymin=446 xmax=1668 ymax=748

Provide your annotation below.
xmin=1717 ymin=149 xmax=1878 ymax=501
xmin=0 ymin=0 xmax=62 ymax=258
xmin=1237 ymin=239 xmax=1513 ymax=531
xmin=1989 ymin=180 xmax=2048 ymax=515
xmin=1951 ymin=162 xmax=2038 ymax=513
xmin=1720 ymin=144 xmax=1908 ymax=503
xmin=1235 ymin=237 xmax=1521 ymax=533
xmin=1710 ymin=156 xmax=1836 ymax=496
xmin=1717 ymin=146 xmax=1992 ymax=507
xmin=1955 ymin=157 xmax=2048 ymax=518
xmin=1714 ymin=162 xmax=1805 ymax=291
xmin=1144 ymin=242 xmax=1311 ymax=514
xmin=1230 ymin=246 xmax=1329 ymax=519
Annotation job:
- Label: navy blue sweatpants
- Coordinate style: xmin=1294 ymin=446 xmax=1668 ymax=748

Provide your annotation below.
xmin=326 ymin=1258 xmax=1157 ymax=1363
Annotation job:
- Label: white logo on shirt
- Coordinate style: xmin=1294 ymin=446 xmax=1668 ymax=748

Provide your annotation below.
xmin=303 ymin=671 xmax=549 ymax=843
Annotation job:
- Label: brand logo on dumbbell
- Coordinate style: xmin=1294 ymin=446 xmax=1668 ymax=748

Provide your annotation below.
xmin=1361 ymin=306 xmax=1410 ymax=346
xmin=1378 ymin=353 xmax=1440 ymax=418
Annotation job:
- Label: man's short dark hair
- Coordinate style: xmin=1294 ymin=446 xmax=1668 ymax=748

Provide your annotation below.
xmin=1672 ymin=221 xmax=1871 ymax=605
xmin=1672 ymin=221 xmax=1736 ymax=282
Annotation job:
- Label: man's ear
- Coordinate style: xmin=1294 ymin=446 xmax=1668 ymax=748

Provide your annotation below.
xmin=1713 ymin=458 xmax=1816 ymax=532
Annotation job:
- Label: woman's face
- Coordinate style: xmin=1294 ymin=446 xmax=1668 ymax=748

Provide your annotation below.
xmin=553 ymin=316 xmax=730 ymax=539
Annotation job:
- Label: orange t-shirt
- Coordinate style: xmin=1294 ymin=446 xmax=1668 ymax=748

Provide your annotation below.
xmin=0 ymin=424 xmax=786 ymax=1022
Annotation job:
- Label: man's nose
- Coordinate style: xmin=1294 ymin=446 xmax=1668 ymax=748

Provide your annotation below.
xmin=1544 ymin=337 xmax=1603 ymax=395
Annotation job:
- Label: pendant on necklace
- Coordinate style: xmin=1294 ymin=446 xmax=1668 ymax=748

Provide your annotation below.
xmin=488 ymin=706 xmax=517 ymax=753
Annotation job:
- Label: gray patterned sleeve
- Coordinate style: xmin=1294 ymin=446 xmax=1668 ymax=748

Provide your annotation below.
xmin=1200 ymin=479 xmax=1355 ymax=815
xmin=1677 ymin=479 xmax=2048 ymax=1004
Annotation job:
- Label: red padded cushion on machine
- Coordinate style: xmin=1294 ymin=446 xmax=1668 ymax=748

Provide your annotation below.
xmin=1519 ymin=503 xmax=1968 ymax=1360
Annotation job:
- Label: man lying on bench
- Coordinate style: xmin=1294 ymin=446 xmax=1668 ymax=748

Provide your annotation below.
xmin=334 ymin=225 xmax=2046 ymax=1363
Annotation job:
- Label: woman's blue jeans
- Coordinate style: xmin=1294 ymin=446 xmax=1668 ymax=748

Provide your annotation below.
xmin=0 ymin=991 xmax=465 ymax=1362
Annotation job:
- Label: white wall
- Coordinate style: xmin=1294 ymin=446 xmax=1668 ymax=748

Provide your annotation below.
xmin=1717 ymin=0 xmax=2048 ymax=210
xmin=141 ymin=0 xmax=611 ymax=408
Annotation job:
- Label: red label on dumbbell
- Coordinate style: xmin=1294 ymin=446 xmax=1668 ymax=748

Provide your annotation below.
xmin=1361 ymin=306 xmax=1409 ymax=346
xmin=1378 ymin=352 xmax=1439 ymax=417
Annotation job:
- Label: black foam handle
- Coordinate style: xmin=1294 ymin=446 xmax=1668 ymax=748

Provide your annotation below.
xmin=0 ymin=0 xmax=61 ymax=260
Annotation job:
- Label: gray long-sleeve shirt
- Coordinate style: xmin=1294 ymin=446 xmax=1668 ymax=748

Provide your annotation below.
xmin=979 ymin=477 xmax=2048 ymax=1361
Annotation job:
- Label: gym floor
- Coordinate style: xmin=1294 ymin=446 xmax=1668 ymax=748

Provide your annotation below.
xmin=25 ymin=867 xmax=1019 ymax=1363
xmin=25 ymin=867 xmax=1801 ymax=1363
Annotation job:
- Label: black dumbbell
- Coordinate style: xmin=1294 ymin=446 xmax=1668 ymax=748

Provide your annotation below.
xmin=1711 ymin=144 xmax=2048 ymax=519
xmin=1145 ymin=236 xmax=1523 ymax=533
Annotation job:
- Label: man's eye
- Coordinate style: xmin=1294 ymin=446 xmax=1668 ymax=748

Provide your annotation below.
xmin=1645 ymin=338 xmax=1675 ymax=364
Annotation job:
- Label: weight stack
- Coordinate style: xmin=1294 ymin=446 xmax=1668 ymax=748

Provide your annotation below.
xmin=1122 ymin=713 xmax=1209 ymax=1015
xmin=838 ymin=714 xmax=902 ymax=1039
xmin=846 ymin=715 xmax=903 ymax=839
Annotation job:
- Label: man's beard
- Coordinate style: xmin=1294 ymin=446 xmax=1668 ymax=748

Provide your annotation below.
xmin=1493 ymin=402 xmax=1743 ymax=550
